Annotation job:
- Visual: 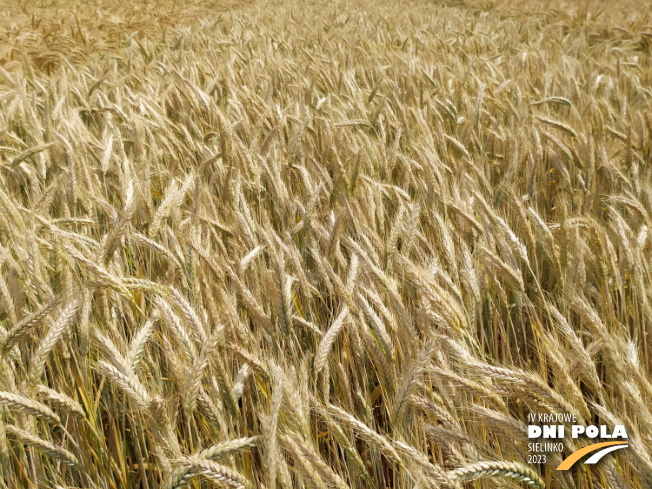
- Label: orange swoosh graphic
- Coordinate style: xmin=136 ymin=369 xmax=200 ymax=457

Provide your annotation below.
xmin=556 ymin=442 xmax=628 ymax=470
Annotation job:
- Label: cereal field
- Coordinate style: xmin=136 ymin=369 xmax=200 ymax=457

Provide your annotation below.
xmin=0 ymin=0 xmax=651 ymax=488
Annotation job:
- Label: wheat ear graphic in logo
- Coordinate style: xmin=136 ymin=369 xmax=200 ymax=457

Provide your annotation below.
xmin=556 ymin=442 xmax=629 ymax=470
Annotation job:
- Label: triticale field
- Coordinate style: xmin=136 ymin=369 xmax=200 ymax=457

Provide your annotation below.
xmin=1 ymin=0 xmax=651 ymax=488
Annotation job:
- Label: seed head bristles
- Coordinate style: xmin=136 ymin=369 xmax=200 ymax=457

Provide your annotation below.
xmin=393 ymin=339 xmax=437 ymax=421
xmin=547 ymin=303 xmax=601 ymax=392
xmin=429 ymin=366 xmax=508 ymax=411
xmin=272 ymin=253 xmax=293 ymax=336
xmin=0 ymin=274 xmax=17 ymax=326
xmin=0 ymin=391 xmax=61 ymax=425
xmin=197 ymin=436 xmax=259 ymax=461
xmin=319 ymin=256 xmax=356 ymax=313
xmin=393 ymin=439 xmax=460 ymax=489
xmin=0 ymin=418 xmax=7 ymax=466
xmin=214 ymin=356 xmax=239 ymax=418
xmin=281 ymin=432 xmax=350 ymax=489
xmin=530 ymin=96 xmax=572 ymax=107
xmin=233 ymin=363 xmax=250 ymax=402
xmin=31 ymin=299 xmax=80 ymax=382
xmin=98 ymin=193 xmax=139 ymax=264
xmin=224 ymin=265 xmax=273 ymax=332
xmin=62 ymin=245 xmax=131 ymax=298
xmin=93 ymin=329 xmax=132 ymax=373
xmin=280 ymin=431 xmax=328 ymax=489
xmin=325 ymin=404 xmax=401 ymax=465
xmin=240 ymin=245 xmax=265 ymax=270
xmin=478 ymin=246 xmax=524 ymax=293
xmin=167 ymin=456 xmax=250 ymax=489
xmin=168 ymin=286 xmax=208 ymax=346
xmin=354 ymin=291 xmax=393 ymax=357
xmin=604 ymin=459 xmax=628 ymax=489
xmin=470 ymin=405 xmax=527 ymax=441
xmin=185 ymin=326 xmax=222 ymax=414
xmin=35 ymin=385 xmax=85 ymax=419
xmin=197 ymin=386 xmax=228 ymax=432
xmin=292 ymin=315 xmax=323 ymax=337
xmin=1 ymin=295 xmax=62 ymax=353
xmin=149 ymin=179 xmax=180 ymax=238
xmin=322 ymin=413 xmax=376 ymax=487
xmin=132 ymin=232 xmax=183 ymax=269
xmin=155 ymin=296 xmax=197 ymax=362
xmin=408 ymin=395 xmax=458 ymax=428
xmin=314 ymin=305 xmax=349 ymax=375
xmin=425 ymin=424 xmax=476 ymax=448
xmin=123 ymin=277 xmax=170 ymax=296
xmin=128 ymin=310 xmax=160 ymax=371
xmin=463 ymin=360 xmax=580 ymax=419
xmin=5 ymin=424 xmax=78 ymax=467
xmin=228 ymin=344 xmax=270 ymax=381
xmin=261 ymin=368 xmax=284 ymax=489
xmin=94 ymin=360 xmax=152 ymax=408
xmin=534 ymin=115 xmax=578 ymax=139
xmin=448 ymin=461 xmax=545 ymax=489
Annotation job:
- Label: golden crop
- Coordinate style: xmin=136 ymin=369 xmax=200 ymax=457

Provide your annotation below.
xmin=0 ymin=0 xmax=651 ymax=487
